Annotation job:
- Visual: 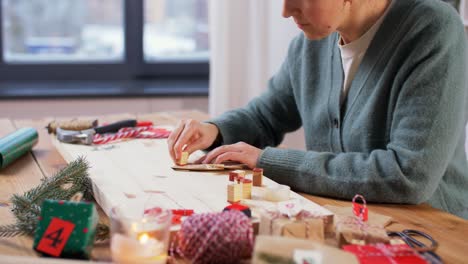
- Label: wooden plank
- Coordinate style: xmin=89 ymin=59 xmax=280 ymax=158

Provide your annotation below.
xmin=52 ymin=134 xmax=333 ymax=228
xmin=13 ymin=113 xmax=136 ymax=178
xmin=0 ymin=119 xmax=44 ymax=257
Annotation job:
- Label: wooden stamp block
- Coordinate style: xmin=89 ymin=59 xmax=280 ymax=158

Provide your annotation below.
xmin=177 ymin=151 xmax=189 ymax=165
xmin=241 ymin=179 xmax=252 ymax=199
xmin=227 ymin=183 xmax=242 ymax=203
xmin=253 ymin=168 xmax=263 ymax=187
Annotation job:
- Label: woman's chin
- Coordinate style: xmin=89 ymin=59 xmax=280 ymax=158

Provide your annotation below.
xmin=303 ymin=30 xmax=333 ymax=41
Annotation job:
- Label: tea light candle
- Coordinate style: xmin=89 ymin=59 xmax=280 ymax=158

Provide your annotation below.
xmin=110 ymin=205 xmax=172 ymax=264
xmin=264 ymin=184 xmax=290 ymax=202
xmin=111 ymin=232 xmax=167 ymax=264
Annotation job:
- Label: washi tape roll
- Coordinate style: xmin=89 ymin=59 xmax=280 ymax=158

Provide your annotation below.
xmin=0 ymin=127 xmax=38 ymax=169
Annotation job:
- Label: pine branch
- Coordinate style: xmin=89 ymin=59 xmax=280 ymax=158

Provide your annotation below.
xmin=0 ymin=224 xmax=30 ymax=238
xmin=22 ymin=157 xmax=90 ymax=206
xmin=96 ymin=223 xmax=110 ymax=241
xmin=0 ymin=157 xmax=110 ymax=241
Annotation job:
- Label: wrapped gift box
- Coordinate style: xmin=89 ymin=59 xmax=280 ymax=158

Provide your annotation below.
xmin=336 ymin=215 xmax=390 ymax=246
xmin=33 ymin=199 xmax=99 ymax=259
xmin=325 ymin=204 xmax=392 ymax=247
xmin=343 ymin=244 xmax=429 ymax=264
xmin=259 ymin=209 xmax=326 ymax=243
xmin=252 ymin=235 xmax=359 ymax=264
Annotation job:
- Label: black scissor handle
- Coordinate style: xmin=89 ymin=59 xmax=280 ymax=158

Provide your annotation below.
xmin=387 ymin=230 xmax=438 ymax=252
xmin=403 ymin=229 xmax=439 ymax=251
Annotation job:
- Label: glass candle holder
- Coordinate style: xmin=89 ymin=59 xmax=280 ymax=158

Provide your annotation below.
xmin=110 ymin=205 xmax=172 ymax=264
xmin=264 ymin=184 xmax=291 ymax=202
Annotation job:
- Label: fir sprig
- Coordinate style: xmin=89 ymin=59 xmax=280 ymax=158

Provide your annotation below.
xmin=0 ymin=157 xmax=109 ymax=241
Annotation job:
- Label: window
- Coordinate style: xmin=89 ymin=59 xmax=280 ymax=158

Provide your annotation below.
xmin=0 ymin=0 xmax=209 ymax=96
xmin=3 ymin=0 xmax=124 ymax=63
xmin=144 ymin=0 xmax=209 ymax=61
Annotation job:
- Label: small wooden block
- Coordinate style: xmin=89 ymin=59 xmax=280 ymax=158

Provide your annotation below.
xmin=227 ymin=183 xmax=242 ymax=203
xmin=233 ymin=170 xmax=246 ymax=177
xmin=177 ymin=151 xmax=189 ymax=165
xmin=253 ymin=168 xmax=263 ymax=187
xmin=241 ymin=181 xmax=252 ymax=199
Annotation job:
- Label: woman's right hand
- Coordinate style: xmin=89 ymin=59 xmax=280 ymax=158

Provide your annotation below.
xmin=167 ymin=119 xmax=220 ymax=164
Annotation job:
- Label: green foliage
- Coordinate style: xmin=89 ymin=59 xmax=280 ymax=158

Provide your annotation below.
xmin=0 ymin=157 xmax=109 ymax=241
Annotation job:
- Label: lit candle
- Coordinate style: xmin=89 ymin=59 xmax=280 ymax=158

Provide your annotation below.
xmin=110 ymin=205 xmax=172 ymax=264
xmin=111 ymin=232 xmax=167 ymax=264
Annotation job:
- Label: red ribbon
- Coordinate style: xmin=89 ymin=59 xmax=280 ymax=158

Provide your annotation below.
xmin=353 ymin=194 xmax=368 ymax=222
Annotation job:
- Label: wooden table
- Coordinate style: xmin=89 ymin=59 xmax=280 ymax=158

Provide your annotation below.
xmin=0 ymin=111 xmax=467 ymax=264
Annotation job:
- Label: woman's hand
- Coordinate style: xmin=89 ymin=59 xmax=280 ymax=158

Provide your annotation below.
xmin=198 ymin=142 xmax=263 ymax=169
xmin=167 ymin=119 xmax=219 ymax=164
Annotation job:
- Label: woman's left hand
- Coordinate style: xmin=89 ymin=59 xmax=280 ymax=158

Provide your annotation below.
xmin=197 ymin=142 xmax=262 ymax=169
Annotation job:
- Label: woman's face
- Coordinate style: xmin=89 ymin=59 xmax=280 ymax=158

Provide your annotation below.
xmin=282 ymin=0 xmax=348 ymax=40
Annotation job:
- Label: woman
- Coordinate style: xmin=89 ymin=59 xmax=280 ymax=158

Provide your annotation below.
xmin=168 ymin=0 xmax=468 ymax=219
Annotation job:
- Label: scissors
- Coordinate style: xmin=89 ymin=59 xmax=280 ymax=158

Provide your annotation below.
xmin=387 ymin=229 xmax=443 ymax=264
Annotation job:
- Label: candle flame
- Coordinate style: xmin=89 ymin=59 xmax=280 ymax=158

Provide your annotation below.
xmin=139 ymin=233 xmax=149 ymax=244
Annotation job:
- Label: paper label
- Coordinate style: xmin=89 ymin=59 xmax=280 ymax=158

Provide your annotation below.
xmin=293 ymin=249 xmax=323 ymax=264
xmin=36 ymin=217 xmax=75 ymax=257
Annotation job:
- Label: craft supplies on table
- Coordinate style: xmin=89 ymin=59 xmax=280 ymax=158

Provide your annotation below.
xmin=264 ymin=184 xmax=291 ymax=202
xmin=252 ymin=235 xmax=359 ymax=264
xmin=387 ymin=229 xmax=442 ymax=264
xmin=343 ymin=244 xmax=430 ymax=264
xmin=252 ymin=168 xmax=264 ymax=187
xmin=258 ymin=199 xmax=327 ymax=243
xmin=177 ymin=151 xmax=189 ymax=165
xmin=174 ymin=211 xmax=254 ymax=264
xmin=33 ymin=199 xmax=98 ymax=259
xmin=110 ymin=205 xmax=172 ymax=264
xmin=47 ymin=119 xmax=97 ymax=134
xmin=0 ymin=127 xmax=38 ymax=169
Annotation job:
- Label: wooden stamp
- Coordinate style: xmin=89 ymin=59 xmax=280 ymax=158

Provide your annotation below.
xmin=253 ymin=168 xmax=263 ymax=187
xmin=177 ymin=151 xmax=189 ymax=165
xmin=241 ymin=179 xmax=252 ymax=199
xmin=232 ymin=170 xmax=246 ymax=183
xmin=227 ymin=183 xmax=242 ymax=203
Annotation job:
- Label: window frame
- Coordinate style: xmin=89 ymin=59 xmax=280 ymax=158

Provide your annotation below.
xmin=0 ymin=0 xmax=209 ymax=82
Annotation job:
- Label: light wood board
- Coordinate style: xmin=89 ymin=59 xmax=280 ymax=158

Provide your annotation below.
xmin=52 ymin=136 xmax=333 ymax=223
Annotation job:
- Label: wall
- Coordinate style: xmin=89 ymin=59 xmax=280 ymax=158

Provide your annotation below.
xmin=268 ymin=2 xmax=305 ymax=150
xmin=0 ymin=97 xmax=209 ymax=119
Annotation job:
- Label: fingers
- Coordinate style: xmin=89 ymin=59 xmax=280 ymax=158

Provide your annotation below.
xmin=167 ymin=121 xmax=186 ymax=162
xmin=173 ymin=120 xmax=200 ymax=158
xmin=213 ymin=152 xmax=245 ymax=165
xmin=194 ymin=154 xmax=207 ymax=164
xmin=202 ymin=144 xmax=243 ymax=164
xmin=184 ymin=136 xmax=207 ymax=155
xmin=200 ymin=142 xmax=261 ymax=169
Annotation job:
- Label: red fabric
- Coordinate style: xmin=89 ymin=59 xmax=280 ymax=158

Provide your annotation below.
xmin=343 ymin=244 xmax=429 ymax=264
